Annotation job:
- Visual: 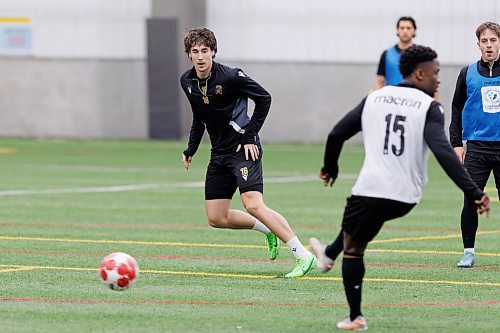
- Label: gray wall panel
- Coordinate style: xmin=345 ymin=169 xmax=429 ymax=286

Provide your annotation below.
xmin=147 ymin=18 xmax=180 ymax=139
xmin=0 ymin=59 xmax=147 ymax=138
xmin=222 ymin=61 xmax=462 ymax=143
xmin=151 ymin=0 xmax=205 ymax=138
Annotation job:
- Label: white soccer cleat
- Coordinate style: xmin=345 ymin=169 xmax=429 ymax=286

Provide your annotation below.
xmin=309 ymin=237 xmax=334 ymax=273
xmin=336 ymin=315 xmax=368 ymax=331
xmin=457 ymin=251 xmax=475 ymax=268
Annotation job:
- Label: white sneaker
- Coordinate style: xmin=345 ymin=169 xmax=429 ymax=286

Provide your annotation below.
xmin=309 ymin=237 xmax=334 ymax=272
xmin=336 ymin=315 xmax=368 ymax=331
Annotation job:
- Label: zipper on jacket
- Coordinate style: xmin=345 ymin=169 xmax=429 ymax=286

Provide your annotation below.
xmin=192 ymin=72 xmax=212 ymax=95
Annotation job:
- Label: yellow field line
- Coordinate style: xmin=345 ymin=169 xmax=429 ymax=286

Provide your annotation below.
xmin=359 ymin=277 xmax=500 ymax=287
xmin=0 ymin=147 xmax=17 ymax=155
xmin=0 ymin=236 xmax=263 ymax=249
xmin=0 ymin=264 xmax=498 ymax=287
xmin=0 ymin=264 xmax=93 ymax=272
xmin=0 ymin=17 xmax=31 ymax=24
xmin=372 ymin=230 xmax=500 ymax=244
xmin=366 ymin=248 xmax=500 ymax=257
xmin=1 ymin=235 xmax=499 ymax=256
xmin=0 ymin=266 xmax=38 ymax=273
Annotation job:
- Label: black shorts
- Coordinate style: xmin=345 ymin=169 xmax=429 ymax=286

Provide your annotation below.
xmin=341 ymin=195 xmax=416 ymax=242
xmin=205 ymin=146 xmax=264 ymax=200
xmin=464 ymin=151 xmax=500 ymax=198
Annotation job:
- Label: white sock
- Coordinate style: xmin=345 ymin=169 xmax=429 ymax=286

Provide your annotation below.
xmin=464 ymin=248 xmax=475 ymax=254
xmin=252 ymin=220 xmax=271 ymax=234
xmin=286 ymin=236 xmax=312 ymax=259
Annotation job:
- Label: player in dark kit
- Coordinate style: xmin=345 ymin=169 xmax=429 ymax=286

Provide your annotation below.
xmin=180 ymin=27 xmax=316 ymax=278
xmin=309 ymin=45 xmax=490 ymax=330
xmin=450 ymin=21 xmax=500 ymax=268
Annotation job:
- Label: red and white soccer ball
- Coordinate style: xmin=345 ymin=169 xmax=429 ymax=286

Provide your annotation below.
xmin=100 ymin=252 xmax=139 ymax=290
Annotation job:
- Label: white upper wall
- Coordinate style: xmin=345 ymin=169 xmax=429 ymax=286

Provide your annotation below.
xmin=207 ymin=0 xmax=500 ymax=65
xmin=0 ymin=0 xmax=151 ymax=59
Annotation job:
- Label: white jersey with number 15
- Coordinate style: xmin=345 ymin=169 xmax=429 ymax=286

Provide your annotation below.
xmin=351 ymin=85 xmax=435 ymax=203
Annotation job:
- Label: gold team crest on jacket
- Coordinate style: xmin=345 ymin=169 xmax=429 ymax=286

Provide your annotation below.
xmin=201 ymin=85 xmax=209 ymax=104
xmin=240 ymin=167 xmax=248 ymax=181
xmin=215 ymin=85 xmax=223 ymax=95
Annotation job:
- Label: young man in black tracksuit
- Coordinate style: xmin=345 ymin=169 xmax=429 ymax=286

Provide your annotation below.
xmin=180 ymin=27 xmax=316 ymax=278
xmin=450 ymin=21 xmax=500 ymax=268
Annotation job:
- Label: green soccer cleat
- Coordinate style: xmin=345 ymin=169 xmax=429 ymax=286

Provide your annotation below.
xmin=284 ymin=255 xmax=317 ymax=278
xmin=265 ymin=232 xmax=280 ymax=260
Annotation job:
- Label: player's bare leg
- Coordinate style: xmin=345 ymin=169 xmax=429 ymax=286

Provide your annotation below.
xmin=205 ymin=199 xmax=259 ymax=229
xmin=205 ymin=198 xmax=280 ymax=259
xmin=241 ymin=191 xmax=316 ymax=277
xmin=240 ymin=192 xmax=294 ymax=241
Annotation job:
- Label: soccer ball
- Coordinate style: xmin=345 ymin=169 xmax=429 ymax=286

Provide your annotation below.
xmin=100 ymin=252 xmax=139 ymax=290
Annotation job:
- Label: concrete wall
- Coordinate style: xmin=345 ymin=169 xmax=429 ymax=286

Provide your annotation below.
xmin=0 ymin=0 xmax=150 ymax=139
xmin=0 ymin=58 xmax=147 ymax=139
xmin=151 ymin=0 xmax=205 ymax=138
xmin=207 ymin=0 xmax=499 ymax=65
xmin=202 ymin=0 xmax=497 ymax=143
xmin=225 ymin=61 xmax=461 ymax=143
xmin=0 ymin=1 xmax=491 ymax=142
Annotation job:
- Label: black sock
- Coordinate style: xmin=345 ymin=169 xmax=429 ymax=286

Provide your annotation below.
xmin=325 ymin=231 xmax=343 ymax=261
xmin=461 ymin=198 xmax=478 ymax=248
xmin=342 ymin=256 xmax=365 ymax=321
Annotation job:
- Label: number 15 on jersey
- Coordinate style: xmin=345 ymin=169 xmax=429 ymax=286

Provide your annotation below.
xmin=383 ymin=113 xmax=406 ymax=156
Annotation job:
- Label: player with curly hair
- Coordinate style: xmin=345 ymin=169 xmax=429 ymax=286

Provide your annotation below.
xmin=309 ymin=45 xmax=490 ymax=330
xmin=180 ymin=27 xmax=317 ymax=278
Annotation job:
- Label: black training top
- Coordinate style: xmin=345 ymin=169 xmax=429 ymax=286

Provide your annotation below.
xmin=180 ymin=62 xmax=271 ymax=157
xmin=322 ymin=82 xmax=483 ymax=201
xmin=450 ymin=58 xmax=500 ymax=154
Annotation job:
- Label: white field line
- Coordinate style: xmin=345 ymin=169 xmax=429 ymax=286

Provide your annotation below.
xmin=0 ymin=174 xmax=357 ymax=197
xmin=15 ymin=164 xmax=175 ymax=174
xmin=12 ymin=164 xmax=205 ymax=174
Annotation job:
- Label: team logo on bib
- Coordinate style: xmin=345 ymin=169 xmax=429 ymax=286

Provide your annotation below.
xmin=481 ymin=86 xmax=500 ymax=113
xmin=240 ymin=167 xmax=248 ymax=181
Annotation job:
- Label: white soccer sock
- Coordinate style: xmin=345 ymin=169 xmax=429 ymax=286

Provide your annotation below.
xmin=252 ymin=220 xmax=271 ymax=234
xmin=286 ymin=236 xmax=312 ymax=259
xmin=464 ymin=248 xmax=475 ymax=254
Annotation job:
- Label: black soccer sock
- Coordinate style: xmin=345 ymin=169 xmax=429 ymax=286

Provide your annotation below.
xmin=342 ymin=256 xmax=365 ymax=321
xmin=325 ymin=231 xmax=343 ymax=261
xmin=461 ymin=197 xmax=479 ymax=248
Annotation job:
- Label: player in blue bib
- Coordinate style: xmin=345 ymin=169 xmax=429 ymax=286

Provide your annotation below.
xmin=374 ymin=17 xmax=417 ymax=90
xmin=450 ymin=21 xmax=500 ymax=268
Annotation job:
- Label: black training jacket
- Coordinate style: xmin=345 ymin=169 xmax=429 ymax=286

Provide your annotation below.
xmin=180 ymin=62 xmax=271 ymax=157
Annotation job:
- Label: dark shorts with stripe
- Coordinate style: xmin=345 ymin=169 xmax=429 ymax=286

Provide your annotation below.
xmin=205 ymin=145 xmax=264 ymax=200
xmin=341 ymin=195 xmax=416 ymax=242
